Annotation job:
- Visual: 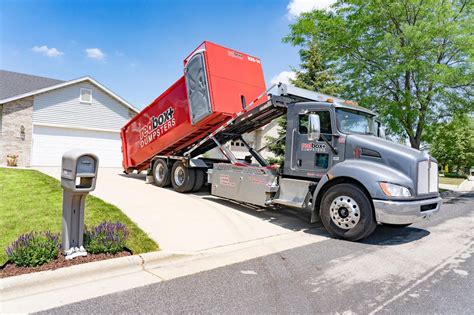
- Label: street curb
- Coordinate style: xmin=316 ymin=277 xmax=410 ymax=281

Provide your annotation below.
xmin=1 ymin=231 xmax=329 ymax=312
xmin=0 ymin=232 xmax=316 ymax=302
xmin=0 ymin=251 xmax=181 ymax=301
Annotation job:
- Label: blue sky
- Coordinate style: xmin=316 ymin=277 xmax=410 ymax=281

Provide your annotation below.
xmin=1 ymin=0 xmax=337 ymax=108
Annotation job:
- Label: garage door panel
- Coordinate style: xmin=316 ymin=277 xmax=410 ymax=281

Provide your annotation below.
xmin=32 ymin=125 xmax=122 ymax=167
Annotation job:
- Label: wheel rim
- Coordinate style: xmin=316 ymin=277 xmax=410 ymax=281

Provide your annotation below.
xmin=329 ymin=195 xmax=361 ymax=229
xmin=174 ymin=166 xmax=185 ymax=186
xmin=155 ymin=163 xmax=165 ymax=182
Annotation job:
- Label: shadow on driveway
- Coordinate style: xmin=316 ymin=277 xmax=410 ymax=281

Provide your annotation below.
xmin=201 ymin=192 xmax=430 ymax=246
xmin=120 ymin=172 xmax=431 ymax=247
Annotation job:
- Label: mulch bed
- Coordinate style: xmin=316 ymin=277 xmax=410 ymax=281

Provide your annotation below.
xmin=1 ymin=251 xmax=131 ymax=279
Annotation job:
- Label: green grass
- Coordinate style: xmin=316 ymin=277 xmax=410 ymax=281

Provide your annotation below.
xmin=0 ymin=168 xmax=158 ymax=265
xmin=438 ymin=176 xmax=465 ymax=186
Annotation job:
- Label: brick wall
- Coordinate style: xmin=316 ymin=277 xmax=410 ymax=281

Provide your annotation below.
xmin=0 ymin=97 xmax=33 ymax=166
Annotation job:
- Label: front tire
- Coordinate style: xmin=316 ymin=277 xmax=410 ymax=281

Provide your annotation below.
xmin=171 ymin=161 xmax=196 ymax=193
xmin=320 ymin=184 xmax=376 ymax=241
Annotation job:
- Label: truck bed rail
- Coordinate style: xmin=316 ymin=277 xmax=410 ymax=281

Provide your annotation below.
xmin=183 ymin=93 xmax=289 ymax=158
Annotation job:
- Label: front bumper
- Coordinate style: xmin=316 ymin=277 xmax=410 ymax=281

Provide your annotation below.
xmin=373 ymin=197 xmax=441 ymax=225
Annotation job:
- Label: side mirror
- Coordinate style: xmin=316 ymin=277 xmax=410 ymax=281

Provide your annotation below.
xmin=308 ymin=114 xmax=321 ymax=141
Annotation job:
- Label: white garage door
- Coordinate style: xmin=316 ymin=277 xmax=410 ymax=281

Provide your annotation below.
xmin=32 ymin=125 xmax=122 ymax=167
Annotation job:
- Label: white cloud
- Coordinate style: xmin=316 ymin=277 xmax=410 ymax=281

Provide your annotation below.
xmin=32 ymin=45 xmax=64 ymax=57
xmin=85 ymin=48 xmax=106 ymax=60
xmin=287 ymin=0 xmax=336 ymax=18
xmin=271 ymin=70 xmax=297 ymax=85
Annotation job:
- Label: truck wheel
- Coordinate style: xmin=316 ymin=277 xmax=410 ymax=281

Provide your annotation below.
xmin=192 ymin=169 xmax=205 ymax=192
xmin=171 ymin=161 xmax=196 ymax=193
xmin=152 ymin=159 xmax=171 ymax=187
xmin=320 ymin=184 xmax=376 ymax=241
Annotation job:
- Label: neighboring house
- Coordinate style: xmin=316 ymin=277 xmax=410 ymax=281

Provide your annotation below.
xmin=0 ymin=70 xmax=138 ymax=167
xmin=206 ymin=119 xmax=279 ymax=161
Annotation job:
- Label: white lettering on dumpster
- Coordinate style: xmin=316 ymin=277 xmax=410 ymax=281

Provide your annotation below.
xmin=139 ymin=107 xmax=176 ymax=148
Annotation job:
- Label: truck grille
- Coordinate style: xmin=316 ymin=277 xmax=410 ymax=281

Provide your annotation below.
xmin=417 ymin=160 xmax=438 ymax=194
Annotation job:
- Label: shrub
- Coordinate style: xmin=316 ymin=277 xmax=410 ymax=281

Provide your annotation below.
xmin=84 ymin=221 xmax=129 ymax=254
xmin=444 ymin=172 xmax=467 ymax=179
xmin=6 ymin=232 xmax=61 ymax=267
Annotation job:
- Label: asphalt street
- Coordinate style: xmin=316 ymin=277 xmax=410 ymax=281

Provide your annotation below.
xmin=41 ymin=192 xmax=473 ymax=314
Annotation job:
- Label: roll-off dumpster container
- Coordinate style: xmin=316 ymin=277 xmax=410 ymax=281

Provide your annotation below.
xmin=121 ymin=41 xmax=267 ymax=172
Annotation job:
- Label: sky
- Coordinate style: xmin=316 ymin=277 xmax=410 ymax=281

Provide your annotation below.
xmin=0 ymin=0 xmax=335 ymax=109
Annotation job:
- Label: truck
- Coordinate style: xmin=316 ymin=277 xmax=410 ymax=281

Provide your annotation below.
xmin=121 ymin=41 xmax=441 ymax=241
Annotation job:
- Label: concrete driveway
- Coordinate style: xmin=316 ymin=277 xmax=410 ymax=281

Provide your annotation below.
xmin=35 ymin=167 xmax=314 ymax=253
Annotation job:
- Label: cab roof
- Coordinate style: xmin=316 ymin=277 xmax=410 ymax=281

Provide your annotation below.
xmin=276 ymin=83 xmax=376 ymax=116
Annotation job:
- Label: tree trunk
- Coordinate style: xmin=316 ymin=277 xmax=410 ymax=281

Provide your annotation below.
xmin=409 ymin=135 xmax=421 ymax=150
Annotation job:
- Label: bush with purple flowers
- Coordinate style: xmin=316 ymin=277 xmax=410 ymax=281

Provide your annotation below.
xmin=6 ymin=232 xmax=61 ymax=267
xmin=84 ymin=221 xmax=129 ymax=254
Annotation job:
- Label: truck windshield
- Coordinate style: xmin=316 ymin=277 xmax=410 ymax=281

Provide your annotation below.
xmin=336 ymin=109 xmax=375 ymax=135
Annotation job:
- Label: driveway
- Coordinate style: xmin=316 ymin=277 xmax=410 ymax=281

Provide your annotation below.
xmin=35 ymin=167 xmax=314 ymax=253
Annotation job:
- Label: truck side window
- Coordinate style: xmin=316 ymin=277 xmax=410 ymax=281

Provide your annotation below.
xmin=299 ymin=111 xmax=331 ymax=136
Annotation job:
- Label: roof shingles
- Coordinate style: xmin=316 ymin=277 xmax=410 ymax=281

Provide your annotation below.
xmin=0 ymin=70 xmax=64 ymax=101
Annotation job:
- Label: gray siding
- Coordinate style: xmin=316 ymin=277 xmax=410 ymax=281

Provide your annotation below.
xmin=32 ymin=82 xmax=130 ymax=130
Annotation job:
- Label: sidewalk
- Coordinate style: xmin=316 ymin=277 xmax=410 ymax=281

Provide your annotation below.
xmin=459 ymin=179 xmax=474 ymax=191
xmin=439 ymin=179 xmax=474 ymax=192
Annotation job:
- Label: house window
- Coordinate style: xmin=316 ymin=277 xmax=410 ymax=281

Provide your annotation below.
xmin=80 ymin=88 xmax=92 ymax=103
xmin=230 ymin=140 xmax=246 ymax=149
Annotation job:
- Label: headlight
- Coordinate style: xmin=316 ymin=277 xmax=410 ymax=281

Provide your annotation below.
xmin=379 ymin=182 xmax=411 ymax=197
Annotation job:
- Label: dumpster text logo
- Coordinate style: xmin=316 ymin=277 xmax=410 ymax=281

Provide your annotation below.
xmin=139 ymin=107 xmax=176 ymax=148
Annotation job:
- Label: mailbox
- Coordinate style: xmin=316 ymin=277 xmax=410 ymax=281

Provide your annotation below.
xmin=61 ymin=150 xmax=99 ymax=192
xmin=61 ymin=149 xmax=99 ymax=259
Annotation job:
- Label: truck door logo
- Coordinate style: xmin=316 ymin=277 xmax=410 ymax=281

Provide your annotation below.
xmin=301 ymin=143 xmax=326 ymax=152
xmin=139 ymin=107 xmax=176 ymax=148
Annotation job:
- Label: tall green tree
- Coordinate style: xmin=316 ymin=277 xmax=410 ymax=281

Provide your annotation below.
xmin=292 ymin=42 xmax=342 ymax=95
xmin=429 ymin=114 xmax=474 ymax=173
xmin=265 ymin=43 xmax=341 ymax=164
xmin=284 ymin=0 xmax=473 ymax=149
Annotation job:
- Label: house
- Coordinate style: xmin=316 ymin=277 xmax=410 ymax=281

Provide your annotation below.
xmin=0 ymin=70 xmax=138 ymax=167
xmin=206 ymin=119 xmax=279 ymax=161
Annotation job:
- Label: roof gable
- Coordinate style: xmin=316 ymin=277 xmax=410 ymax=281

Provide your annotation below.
xmin=0 ymin=72 xmax=138 ymax=113
xmin=0 ymin=70 xmax=64 ymax=100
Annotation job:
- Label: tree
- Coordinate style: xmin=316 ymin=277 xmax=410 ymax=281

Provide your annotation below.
xmin=284 ymin=0 xmax=474 ymax=149
xmin=265 ymin=43 xmax=341 ymax=164
xmin=292 ymin=42 xmax=342 ymax=95
xmin=429 ymin=114 xmax=474 ymax=174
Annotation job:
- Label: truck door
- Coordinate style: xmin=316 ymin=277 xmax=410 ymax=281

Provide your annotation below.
xmin=290 ymin=110 xmax=334 ymax=179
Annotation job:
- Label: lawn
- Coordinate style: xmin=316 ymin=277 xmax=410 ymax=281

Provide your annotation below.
xmin=438 ymin=176 xmax=465 ymax=186
xmin=0 ymin=168 xmax=158 ymax=265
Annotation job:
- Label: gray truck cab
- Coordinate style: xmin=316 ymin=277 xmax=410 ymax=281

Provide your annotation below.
xmin=278 ymin=88 xmax=440 ymax=240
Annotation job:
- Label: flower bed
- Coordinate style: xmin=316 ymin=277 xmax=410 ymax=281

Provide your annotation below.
xmin=1 ymin=251 xmax=131 ymax=278
xmin=1 ymin=221 xmax=132 ymax=278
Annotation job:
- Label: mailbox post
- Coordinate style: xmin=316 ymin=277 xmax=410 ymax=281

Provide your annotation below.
xmin=61 ymin=150 xmax=99 ymax=259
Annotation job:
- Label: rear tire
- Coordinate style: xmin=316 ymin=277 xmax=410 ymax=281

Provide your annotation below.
xmin=320 ymin=184 xmax=376 ymax=241
xmin=152 ymin=159 xmax=171 ymax=187
xmin=192 ymin=169 xmax=205 ymax=192
xmin=171 ymin=161 xmax=196 ymax=193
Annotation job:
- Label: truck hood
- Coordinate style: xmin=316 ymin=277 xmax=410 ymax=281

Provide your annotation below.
xmin=345 ymin=134 xmax=428 ymax=180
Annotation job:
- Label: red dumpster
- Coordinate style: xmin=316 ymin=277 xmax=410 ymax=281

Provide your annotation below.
xmin=121 ymin=41 xmax=267 ymax=172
